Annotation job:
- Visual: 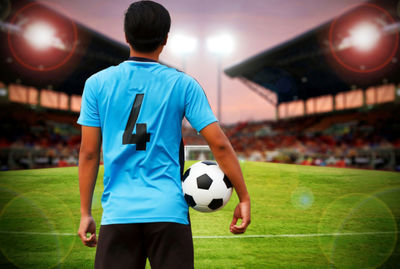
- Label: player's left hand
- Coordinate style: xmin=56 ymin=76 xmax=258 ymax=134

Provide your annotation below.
xmin=230 ymin=200 xmax=251 ymax=234
xmin=78 ymin=215 xmax=97 ymax=247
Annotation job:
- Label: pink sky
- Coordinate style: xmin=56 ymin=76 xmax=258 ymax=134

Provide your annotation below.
xmin=42 ymin=0 xmax=364 ymax=124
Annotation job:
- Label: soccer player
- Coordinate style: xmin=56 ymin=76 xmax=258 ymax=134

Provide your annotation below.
xmin=77 ymin=1 xmax=251 ymax=268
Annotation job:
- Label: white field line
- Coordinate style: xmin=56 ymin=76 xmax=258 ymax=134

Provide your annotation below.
xmin=193 ymin=231 xmax=399 ymax=239
xmin=0 ymin=231 xmax=76 ymax=236
xmin=0 ymin=230 xmax=398 ymax=239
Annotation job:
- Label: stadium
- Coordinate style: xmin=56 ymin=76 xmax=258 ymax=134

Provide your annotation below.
xmin=0 ymin=0 xmax=399 ymax=268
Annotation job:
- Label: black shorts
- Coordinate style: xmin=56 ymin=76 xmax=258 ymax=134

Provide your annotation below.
xmin=94 ymin=222 xmax=194 ymax=269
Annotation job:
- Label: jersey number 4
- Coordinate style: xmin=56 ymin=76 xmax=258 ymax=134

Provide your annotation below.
xmin=123 ymin=94 xmax=151 ymax=150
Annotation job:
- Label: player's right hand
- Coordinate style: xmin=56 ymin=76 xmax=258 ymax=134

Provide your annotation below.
xmin=78 ymin=215 xmax=97 ymax=247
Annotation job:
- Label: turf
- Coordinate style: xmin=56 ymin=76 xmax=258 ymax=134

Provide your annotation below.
xmin=0 ymin=162 xmax=399 ymax=268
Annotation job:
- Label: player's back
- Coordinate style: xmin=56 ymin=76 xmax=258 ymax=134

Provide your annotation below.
xmin=80 ymin=58 xmax=190 ymax=225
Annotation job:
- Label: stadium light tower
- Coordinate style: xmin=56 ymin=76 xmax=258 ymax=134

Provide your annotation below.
xmin=206 ymin=33 xmax=234 ymax=123
xmin=349 ymin=22 xmax=381 ymax=51
xmin=23 ymin=21 xmax=56 ymax=50
xmin=169 ymin=34 xmax=198 ymax=72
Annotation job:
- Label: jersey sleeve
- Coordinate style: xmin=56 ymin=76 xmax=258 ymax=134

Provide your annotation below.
xmin=77 ymin=75 xmax=101 ymax=127
xmin=184 ymin=77 xmax=218 ymax=132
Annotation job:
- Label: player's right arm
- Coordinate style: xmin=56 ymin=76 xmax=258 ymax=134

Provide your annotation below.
xmin=200 ymin=122 xmax=251 ymax=234
xmin=77 ymin=125 xmax=102 ymax=247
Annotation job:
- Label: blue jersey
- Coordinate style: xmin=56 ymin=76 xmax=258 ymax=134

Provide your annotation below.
xmin=77 ymin=57 xmax=217 ymax=225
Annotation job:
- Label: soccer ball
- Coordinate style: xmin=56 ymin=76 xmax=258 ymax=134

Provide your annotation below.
xmin=182 ymin=161 xmax=233 ymax=212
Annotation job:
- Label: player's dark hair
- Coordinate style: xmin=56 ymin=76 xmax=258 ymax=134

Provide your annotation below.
xmin=124 ymin=1 xmax=171 ymax=53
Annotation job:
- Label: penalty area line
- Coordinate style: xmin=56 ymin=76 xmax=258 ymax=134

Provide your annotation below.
xmin=0 ymin=230 xmax=398 ymax=238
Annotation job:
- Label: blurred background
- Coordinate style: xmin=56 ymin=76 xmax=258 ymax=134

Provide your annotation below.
xmin=0 ymin=0 xmax=399 ymax=171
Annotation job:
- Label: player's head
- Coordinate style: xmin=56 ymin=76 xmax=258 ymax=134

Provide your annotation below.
xmin=124 ymin=1 xmax=171 ymax=53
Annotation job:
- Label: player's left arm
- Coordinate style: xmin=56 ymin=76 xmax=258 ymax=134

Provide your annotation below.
xmin=200 ymin=122 xmax=251 ymax=234
xmin=77 ymin=125 xmax=102 ymax=247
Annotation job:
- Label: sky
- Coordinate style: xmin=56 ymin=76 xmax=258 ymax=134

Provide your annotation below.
xmin=41 ymin=0 xmax=365 ymax=124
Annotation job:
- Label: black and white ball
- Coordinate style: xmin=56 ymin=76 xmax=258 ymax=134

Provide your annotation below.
xmin=182 ymin=161 xmax=233 ymax=212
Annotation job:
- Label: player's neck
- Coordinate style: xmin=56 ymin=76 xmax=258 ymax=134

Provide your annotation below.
xmin=129 ymin=48 xmax=161 ymax=62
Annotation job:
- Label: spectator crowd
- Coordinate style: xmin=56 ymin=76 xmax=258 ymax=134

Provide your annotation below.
xmin=183 ymin=103 xmax=400 ymax=171
xmin=1 ymin=102 xmax=399 ymax=171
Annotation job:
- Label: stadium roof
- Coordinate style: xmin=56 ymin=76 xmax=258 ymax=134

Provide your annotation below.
xmin=0 ymin=0 xmax=140 ymax=96
xmin=225 ymin=0 xmax=400 ymax=105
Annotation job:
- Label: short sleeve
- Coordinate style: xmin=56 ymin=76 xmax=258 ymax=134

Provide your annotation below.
xmin=77 ymin=75 xmax=101 ymax=127
xmin=184 ymin=77 xmax=218 ymax=132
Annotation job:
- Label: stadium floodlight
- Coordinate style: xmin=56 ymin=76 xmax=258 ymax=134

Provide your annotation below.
xmin=349 ymin=22 xmax=381 ymax=51
xmin=168 ymin=33 xmax=198 ymax=72
xmin=23 ymin=21 xmax=56 ymax=50
xmin=206 ymin=33 xmax=234 ymax=55
xmin=169 ymin=34 xmax=198 ymax=55
xmin=206 ymin=33 xmax=234 ymax=123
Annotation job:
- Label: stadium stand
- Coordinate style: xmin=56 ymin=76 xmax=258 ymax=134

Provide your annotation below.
xmin=0 ymin=97 xmax=81 ymax=170
xmin=225 ymin=0 xmax=400 ymax=108
xmin=0 ymin=0 xmax=129 ymax=170
xmin=224 ymin=101 xmax=400 ymax=170
xmin=0 ymin=0 xmax=129 ymax=95
xmin=224 ymin=0 xmax=400 ymax=171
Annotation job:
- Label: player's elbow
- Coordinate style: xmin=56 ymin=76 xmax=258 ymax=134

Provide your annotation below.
xmin=79 ymin=152 xmax=99 ymax=161
xmin=201 ymin=122 xmax=233 ymax=156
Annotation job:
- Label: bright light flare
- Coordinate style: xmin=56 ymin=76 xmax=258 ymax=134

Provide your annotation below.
xmin=169 ymin=34 xmax=198 ymax=55
xmin=206 ymin=33 xmax=234 ymax=55
xmin=349 ymin=22 xmax=381 ymax=51
xmin=23 ymin=22 xmax=56 ymax=50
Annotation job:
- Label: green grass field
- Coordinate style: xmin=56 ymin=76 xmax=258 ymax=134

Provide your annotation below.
xmin=0 ymin=162 xmax=399 ymax=268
